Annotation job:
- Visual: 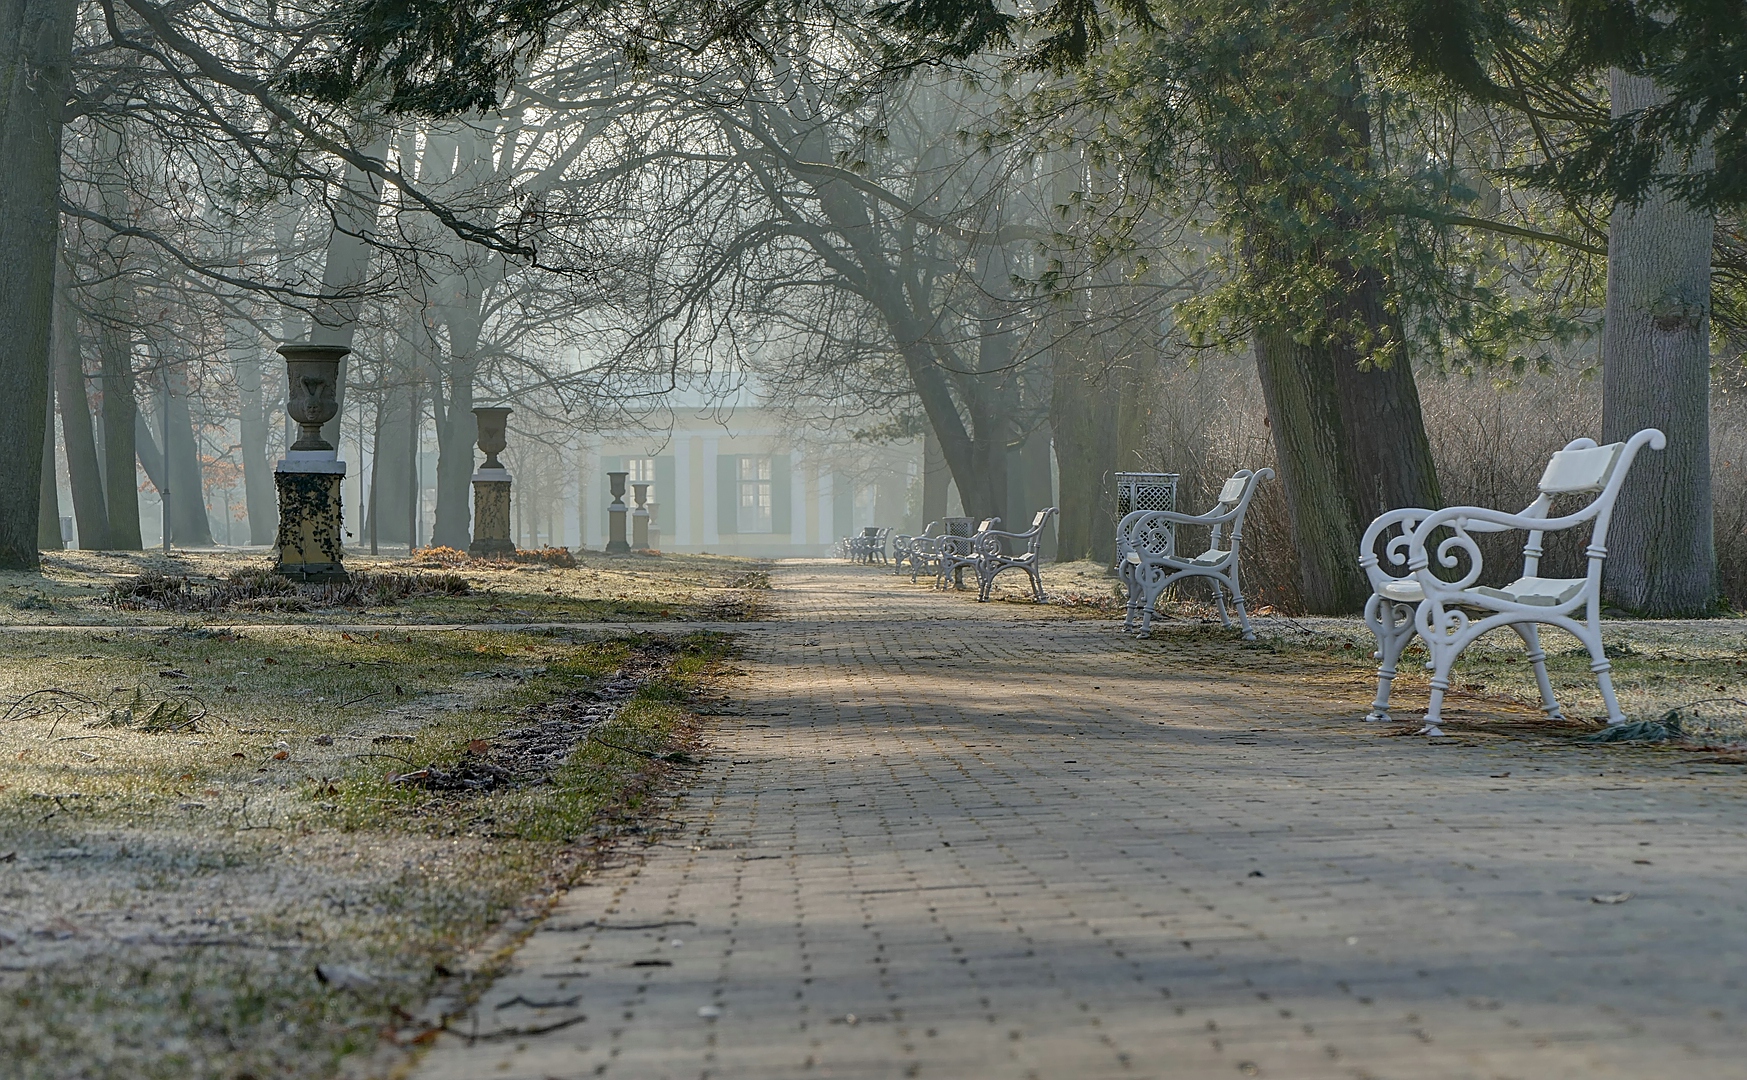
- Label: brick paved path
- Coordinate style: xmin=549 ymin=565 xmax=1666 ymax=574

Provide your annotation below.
xmin=410 ymin=561 xmax=1747 ymax=1080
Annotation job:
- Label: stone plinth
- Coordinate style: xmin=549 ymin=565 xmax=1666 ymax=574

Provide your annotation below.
xmin=631 ymin=481 xmax=651 ymax=550
xmin=470 ymin=470 xmax=515 ymax=558
xmin=605 ymin=471 xmax=630 ymax=555
xmin=275 ymin=456 xmax=348 ymax=582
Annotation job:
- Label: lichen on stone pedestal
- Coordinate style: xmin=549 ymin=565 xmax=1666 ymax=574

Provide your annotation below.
xmin=274 ymin=470 xmax=348 ymax=582
xmin=470 ymin=476 xmax=515 ymax=558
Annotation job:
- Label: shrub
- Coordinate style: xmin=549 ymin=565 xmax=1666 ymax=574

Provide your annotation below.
xmin=1136 ymin=348 xmax=1747 ymax=614
xmin=514 ymin=546 xmax=578 ymax=569
xmin=410 ymin=545 xmax=469 ymax=567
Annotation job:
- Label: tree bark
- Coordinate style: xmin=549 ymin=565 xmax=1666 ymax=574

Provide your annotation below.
xmin=0 ymin=0 xmax=77 ymax=567
xmin=38 ymin=380 xmax=60 ymax=550
xmin=164 ymin=369 xmax=214 ymax=546
xmin=53 ymin=260 xmax=108 ymax=548
xmin=1600 ymin=69 xmax=1718 ymax=615
xmin=135 ymin=385 xmax=214 ymax=547
xmin=922 ymin=428 xmax=948 ymax=524
xmin=1252 ymin=328 xmax=1371 ymax=614
xmin=429 ymin=351 xmax=477 ymax=549
xmin=95 ymin=307 xmax=142 ymax=548
xmin=310 ymin=142 xmax=388 ymax=450
xmin=367 ymin=382 xmax=416 ymax=545
xmin=88 ymin=127 xmax=144 ymax=550
xmin=1232 ymin=85 xmax=1441 ymax=613
xmin=230 ymin=319 xmax=276 ymax=544
xmin=1048 ymin=342 xmax=1120 ymax=562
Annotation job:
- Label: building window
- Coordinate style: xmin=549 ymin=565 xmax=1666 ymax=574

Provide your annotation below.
xmin=737 ymin=456 xmax=773 ymax=533
xmin=627 ymin=457 xmax=656 ymax=502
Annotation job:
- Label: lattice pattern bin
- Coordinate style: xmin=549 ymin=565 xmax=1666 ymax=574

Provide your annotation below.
xmin=1115 ymin=472 xmax=1179 ymax=516
xmin=1114 ymin=473 xmax=1178 ymax=567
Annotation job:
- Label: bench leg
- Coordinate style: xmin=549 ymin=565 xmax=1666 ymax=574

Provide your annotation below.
xmin=1028 ymin=564 xmax=1044 ymax=602
xmin=1229 ymin=586 xmax=1255 ymax=641
xmin=1138 ymin=572 xmax=1165 ymax=637
xmin=1119 ymin=566 xmax=1140 ymax=630
xmin=1211 ymin=582 xmax=1233 ymax=630
xmin=1363 ymin=596 xmax=1416 ymax=722
xmin=1511 ymin=622 xmax=1564 ymax=720
xmin=1582 ymin=632 xmax=1627 ymax=725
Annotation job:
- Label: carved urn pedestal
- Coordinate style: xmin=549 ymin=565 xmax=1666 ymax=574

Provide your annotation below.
xmin=469 ymin=406 xmax=516 ymax=559
xmin=631 ymin=481 xmax=651 ymax=550
xmin=274 ymin=344 xmax=349 ymax=583
xmin=605 ymin=471 xmax=630 ymax=554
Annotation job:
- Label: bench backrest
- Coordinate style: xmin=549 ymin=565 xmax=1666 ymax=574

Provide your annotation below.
xmin=1538 ymin=442 xmax=1622 ymax=495
xmin=1021 ymin=508 xmax=1058 ymax=556
xmin=1211 ymin=469 xmax=1271 ymax=551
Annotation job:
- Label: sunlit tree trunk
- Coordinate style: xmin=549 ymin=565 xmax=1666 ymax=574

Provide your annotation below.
xmin=1601 ymin=69 xmax=1718 ymax=615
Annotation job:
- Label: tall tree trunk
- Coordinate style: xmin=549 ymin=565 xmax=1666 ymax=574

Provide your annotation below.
xmin=38 ymin=382 xmax=60 ymax=550
xmin=0 ymin=0 xmax=77 ymax=567
xmin=1048 ymin=363 xmax=1097 ymax=563
xmin=1252 ymin=328 xmax=1370 ymax=613
xmin=165 ymin=372 xmax=214 ymax=546
xmin=367 ymin=383 xmax=415 ymax=545
xmin=1011 ymin=425 xmax=1056 ymax=557
xmin=96 ymin=314 xmax=142 ymax=548
xmin=85 ymin=128 xmax=145 ymax=549
xmin=54 ymin=261 xmax=108 ymax=547
xmin=307 ymin=140 xmax=387 ymax=449
xmin=776 ymin=119 xmax=1001 ymax=518
xmin=922 ymin=428 xmax=948 ymax=525
xmin=136 ymin=384 xmax=214 ymax=547
xmin=230 ymin=320 xmax=276 ymax=543
xmin=1048 ymin=339 xmax=1121 ymax=563
xmin=1233 ymin=85 xmax=1441 ymax=613
xmin=1601 ymin=69 xmax=1718 ymax=615
xmin=429 ymin=358 xmax=476 ymax=549
xmin=962 ymin=257 xmax=1017 ymax=526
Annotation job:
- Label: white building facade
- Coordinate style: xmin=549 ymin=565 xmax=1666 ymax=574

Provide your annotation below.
xmin=578 ymin=409 xmax=923 ymax=557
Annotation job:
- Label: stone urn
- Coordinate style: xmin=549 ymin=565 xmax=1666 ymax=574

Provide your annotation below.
xmin=278 ymin=343 xmax=349 ymax=452
xmin=631 ymin=481 xmax=651 ymax=550
xmin=473 ymin=406 xmax=512 ymax=469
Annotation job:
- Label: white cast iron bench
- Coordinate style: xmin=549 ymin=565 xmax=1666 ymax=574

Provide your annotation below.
xmin=936 ymin=518 xmax=999 ymax=591
xmin=1360 ymin=429 xmax=1665 ymax=736
xmin=1117 ymin=469 xmax=1273 ymax=639
xmin=892 ymin=521 xmax=939 ymax=576
xmin=906 ymin=517 xmax=977 ymax=583
xmin=973 ymin=508 xmax=1058 ymax=602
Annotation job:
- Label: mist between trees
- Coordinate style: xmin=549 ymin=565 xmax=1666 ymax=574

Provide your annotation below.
xmin=2 ymin=0 xmax=1743 ymax=614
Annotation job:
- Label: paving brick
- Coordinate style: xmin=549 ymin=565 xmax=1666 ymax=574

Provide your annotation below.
xmin=410 ymin=561 xmax=1747 ymax=1080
